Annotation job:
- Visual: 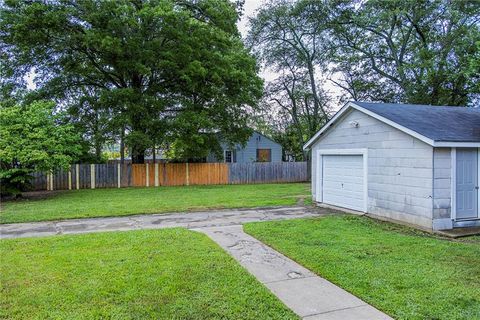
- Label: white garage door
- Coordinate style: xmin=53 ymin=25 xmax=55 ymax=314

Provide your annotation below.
xmin=322 ymin=155 xmax=365 ymax=211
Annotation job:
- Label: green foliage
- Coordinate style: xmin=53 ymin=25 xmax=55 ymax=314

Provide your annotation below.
xmin=0 ymin=183 xmax=311 ymax=223
xmin=0 ymin=228 xmax=297 ymax=319
xmin=271 ymin=124 xmax=310 ymax=161
xmin=102 ymin=151 xmax=121 ymax=160
xmin=329 ymin=0 xmax=480 ymax=105
xmin=1 ymin=0 xmax=263 ymax=163
xmin=245 ymin=215 xmax=480 ymax=320
xmin=467 ymin=41 xmax=480 ymax=99
xmin=0 ymin=101 xmax=81 ymax=195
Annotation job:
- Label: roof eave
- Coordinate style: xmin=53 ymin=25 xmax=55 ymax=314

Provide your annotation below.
xmin=303 ymin=102 xmax=355 ymax=150
xmin=351 ymin=103 xmax=435 ymax=146
xmin=303 ymin=101 xmax=437 ymax=150
xmin=304 ymin=102 xmax=480 ymax=151
xmin=432 ymin=141 xmax=480 ymax=148
xmin=303 ymin=101 xmax=480 ymax=151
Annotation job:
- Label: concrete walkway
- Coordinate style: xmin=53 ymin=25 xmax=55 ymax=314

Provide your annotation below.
xmin=197 ymin=225 xmax=392 ymax=320
xmin=0 ymin=206 xmax=318 ymax=239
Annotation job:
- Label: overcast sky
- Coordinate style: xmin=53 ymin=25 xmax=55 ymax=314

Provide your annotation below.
xmin=237 ymin=0 xmax=280 ymax=82
xmin=238 ymin=0 xmax=264 ymax=38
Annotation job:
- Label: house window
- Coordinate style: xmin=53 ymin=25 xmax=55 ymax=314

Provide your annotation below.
xmin=225 ymin=150 xmax=235 ymax=163
xmin=256 ymin=149 xmax=271 ymax=162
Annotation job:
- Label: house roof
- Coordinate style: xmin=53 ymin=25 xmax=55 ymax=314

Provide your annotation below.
xmin=304 ymin=101 xmax=480 ymax=149
xmin=252 ymin=130 xmax=281 ymax=146
xmin=219 ymin=130 xmax=281 ymax=148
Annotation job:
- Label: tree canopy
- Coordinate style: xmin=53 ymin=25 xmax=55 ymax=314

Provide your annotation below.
xmin=0 ymin=100 xmax=81 ymax=195
xmin=1 ymin=0 xmax=263 ymax=163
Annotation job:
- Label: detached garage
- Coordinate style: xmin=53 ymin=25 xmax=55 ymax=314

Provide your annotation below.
xmin=304 ymin=102 xmax=480 ymax=231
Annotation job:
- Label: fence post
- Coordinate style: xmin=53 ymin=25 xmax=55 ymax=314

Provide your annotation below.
xmin=68 ymin=165 xmax=72 ymax=190
xmin=154 ymin=163 xmax=159 ymax=187
xmin=145 ymin=163 xmax=149 ymax=187
xmin=49 ymin=171 xmax=54 ymax=191
xmin=117 ymin=163 xmax=121 ymax=188
xmin=185 ymin=162 xmax=189 ymax=186
xmin=90 ymin=164 xmax=95 ymax=189
xmin=76 ymin=164 xmax=80 ymax=189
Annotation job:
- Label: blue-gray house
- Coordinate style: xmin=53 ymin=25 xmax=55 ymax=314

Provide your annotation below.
xmin=207 ymin=131 xmax=282 ymax=163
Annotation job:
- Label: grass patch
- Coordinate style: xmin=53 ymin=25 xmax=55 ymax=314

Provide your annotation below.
xmin=0 ymin=183 xmax=310 ymax=224
xmin=0 ymin=228 xmax=297 ymax=319
xmin=244 ymin=215 xmax=480 ymax=320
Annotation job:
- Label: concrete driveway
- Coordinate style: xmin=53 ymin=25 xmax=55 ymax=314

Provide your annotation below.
xmin=0 ymin=206 xmax=321 ymax=239
xmin=0 ymin=206 xmax=392 ymax=320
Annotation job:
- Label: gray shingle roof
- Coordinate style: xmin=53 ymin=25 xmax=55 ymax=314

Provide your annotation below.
xmin=353 ymin=102 xmax=480 ymax=143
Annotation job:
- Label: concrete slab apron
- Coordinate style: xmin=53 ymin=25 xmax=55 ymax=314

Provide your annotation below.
xmin=196 ymin=225 xmax=392 ymax=320
xmin=0 ymin=206 xmax=317 ymax=239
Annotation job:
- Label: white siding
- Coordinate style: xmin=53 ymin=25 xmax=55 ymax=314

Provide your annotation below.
xmin=433 ymin=148 xmax=452 ymax=219
xmin=311 ymin=109 xmax=434 ymax=229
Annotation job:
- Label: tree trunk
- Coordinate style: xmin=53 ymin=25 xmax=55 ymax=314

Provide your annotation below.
xmin=152 ymin=145 xmax=156 ymax=163
xmin=307 ymin=60 xmax=328 ymax=120
xmin=130 ymin=75 xmax=147 ymax=164
xmin=95 ymin=142 xmax=102 ymax=162
xmin=132 ymin=145 xmax=145 ymax=164
xmin=120 ymin=128 xmax=125 ymax=164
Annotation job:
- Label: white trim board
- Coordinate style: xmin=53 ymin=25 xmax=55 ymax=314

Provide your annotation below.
xmin=451 ymin=147 xmax=457 ymax=220
xmin=316 ymin=149 xmax=368 ymax=213
xmin=303 ymin=102 xmax=480 ymax=150
xmin=434 ymin=142 xmax=480 ymax=148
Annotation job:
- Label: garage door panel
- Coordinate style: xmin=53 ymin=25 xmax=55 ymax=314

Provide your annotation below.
xmin=322 ymin=196 xmax=364 ymax=211
xmin=323 ymin=186 xmax=363 ymax=198
xmin=323 ymin=175 xmax=363 ymax=185
xmin=323 ymin=169 xmax=361 ymax=176
xmin=322 ymin=154 xmax=365 ymax=212
xmin=323 ymin=190 xmax=364 ymax=203
xmin=324 ymin=162 xmax=362 ymax=169
xmin=323 ymin=182 xmax=364 ymax=195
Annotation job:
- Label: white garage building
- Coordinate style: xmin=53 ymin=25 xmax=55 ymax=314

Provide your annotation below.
xmin=304 ymin=102 xmax=480 ymax=231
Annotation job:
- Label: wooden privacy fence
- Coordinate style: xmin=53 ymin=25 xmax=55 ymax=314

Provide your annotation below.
xmin=31 ymin=162 xmax=308 ymax=191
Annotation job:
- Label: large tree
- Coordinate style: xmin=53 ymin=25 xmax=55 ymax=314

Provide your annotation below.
xmin=1 ymin=0 xmax=262 ymax=163
xmin=329 ymin=0 xmax=480 ymax=106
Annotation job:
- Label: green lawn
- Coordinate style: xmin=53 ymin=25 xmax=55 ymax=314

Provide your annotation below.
xmin=244 ymin=215 xmax=480 ymax=320
xmin=0 ymin=183 xmax=310 ymax=224
xmin=0 ymin=228 xmax=297 ymax=319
